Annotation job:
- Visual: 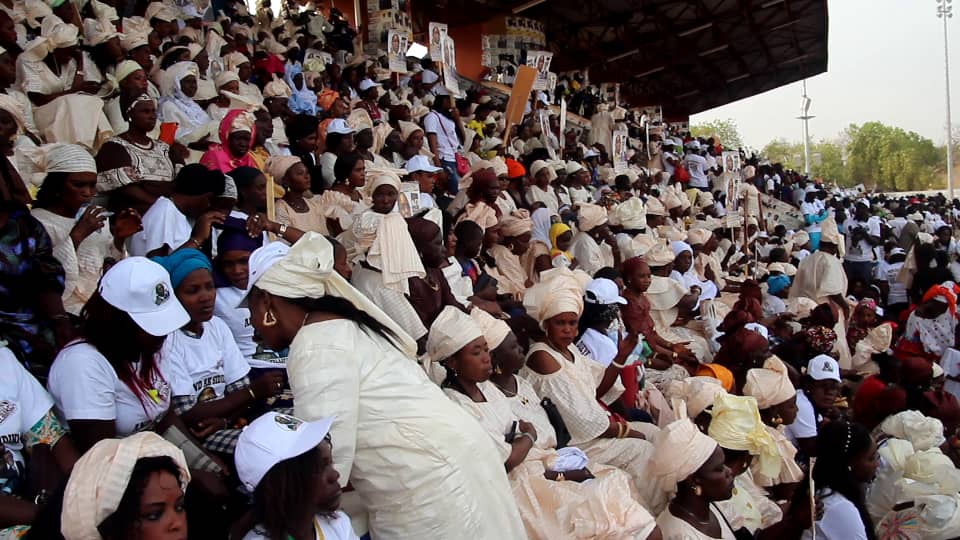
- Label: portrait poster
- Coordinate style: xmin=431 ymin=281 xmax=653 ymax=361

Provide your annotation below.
xmin=721 ymin=151 xmax=741 ymax=173
xmin=387 ymin=30 xmax=408 ymax=73
xmin=613 ymin=129 xmax=629 ymax=173
xmin=428 ymin=22 xmax=447 ymax=61
xmin=441 ymin=35 xmax=459 ymax=95
xmin=526 ymin=50 xmax=553 ymax=91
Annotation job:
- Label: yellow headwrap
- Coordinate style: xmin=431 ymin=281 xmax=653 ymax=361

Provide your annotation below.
xmin=707 ymin=393 xmax=781 ymax=479
xmin=549 ymin=222 xmax=572 ymax=260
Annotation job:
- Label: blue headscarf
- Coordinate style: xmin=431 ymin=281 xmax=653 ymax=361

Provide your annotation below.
xmin=285 ymin=64 xmax=317 ymax=115
xmin=152 ymin=248 xmax=213 ymax=288
xmin=767 ymin=274 xmax=792 ymax=295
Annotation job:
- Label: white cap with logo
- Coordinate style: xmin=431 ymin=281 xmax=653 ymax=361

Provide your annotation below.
xmin=327 ymin=118 xmax=354 ymax=135
xmin=404 ymin=154 xmax=442 ymax=174
xmin=235 ymin=412 xmax=335 ymax=491
xmin=584 ymin=278 xmax=627 ymax=305
xmin=98 ymin=257 xmax=190 ymax=336
xmin=806 ymin=354 xmax=841 ymax=382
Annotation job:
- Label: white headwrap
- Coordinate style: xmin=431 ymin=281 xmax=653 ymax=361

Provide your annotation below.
xmin=61 ymin=432 xmax=190 ymax=540
xmin=22 ymin=14 xmax=78 ymax=61
xmin=82 ymin=17 xmax=119 ymax=46
xmin=743 ymin=356 xmax=796 ymax=410
xmin=880 ymin=411 xmax=946 ymax=452
xmin=650 ymin=417 xmax=718 ymax=492
xmin=577 ymin=203 xmax=608 ymax=232
xmin=610 ymin=197 xmax=646 ymax=230
xmin=248 ymin=234 xmax=418 ymax=357
xmin=0 ymin=94 xmax=25 ymax=134
xmin=21 ymin=143 xmax=96 ymax=186
xmin=158 ymin=61 xmax=210 ymax=139
xmin=426 ymin=305 xmax=483 ymax=363
xmin=666 ymin=376 xmax=726 ymax=418
xmin=523 ymin=267 xmax=586 ymax=323
xmin=471 ymin=308 xmax=511 ymax=350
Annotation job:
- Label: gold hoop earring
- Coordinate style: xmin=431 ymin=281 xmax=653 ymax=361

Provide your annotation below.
xmin=262 ymin=310 xmax=278 ymax=327
xmin=693 ymin=484 xmax=703 ymax=497
xmin=772 ymin=415 xmax=783 ymax=426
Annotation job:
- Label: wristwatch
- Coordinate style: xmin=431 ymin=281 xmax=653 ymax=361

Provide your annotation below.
xmin=277 ymin=223 xmax=288 ymax=236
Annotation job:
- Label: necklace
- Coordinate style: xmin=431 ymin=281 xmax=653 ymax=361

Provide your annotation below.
xmin=424 ymin=276 xmax=440 ymax=291
xmin=301 ymin=312 xmax=311 ymax=329
xmin=123 ymin=133 xmax=154 ymax=150
xmin=491 ymin=378 xmax=517 ymax=397
xmin=672 ymin=502 xmax=713 ymax=527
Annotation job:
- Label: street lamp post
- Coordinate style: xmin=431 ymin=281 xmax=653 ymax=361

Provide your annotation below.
xmin=798 ymin=80 xmax=813 ymax=176
xmin=938 ymin=0 xmax=954 ymax=201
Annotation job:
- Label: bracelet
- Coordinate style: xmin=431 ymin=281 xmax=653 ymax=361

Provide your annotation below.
xmin=555 ymin=472 xmax=565 ymax=482
xmin=618 ymin=422 xmax=628 ymax=439
xmin=248 ymin=387 xmax=256 ymax=400
xmin=672 ymin=351 xmax=679 ymax=360
xmin=518 ymin=431 xmax=536 ymax=444
xmin=612 ymin=360 xmax=626 ymax=369
xmin=188 ymin=237 xmax=202 ymax=248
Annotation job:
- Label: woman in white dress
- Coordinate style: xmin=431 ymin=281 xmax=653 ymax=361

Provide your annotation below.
xmin=17 ymin=14 xmax=112 ymax=149
xmin=30 ymin=144 xmax=141 ymax=314
xmin=520 ymin=268 xmax=667 ymax=513
xmin=243 ymin=233 xmax=526 ymax=540
xmin=158 ymin=61 xmax=212 ymax=156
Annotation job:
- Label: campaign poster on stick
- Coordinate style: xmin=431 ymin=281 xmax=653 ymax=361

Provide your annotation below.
xmin=428 ymin=22 xmax=447 ymax=61
xmin=721 ymin=151 xmax=741 ymax=174
xmin=526 ymin=50 xmax=553 ymax=91
xmin=559 ymin=98 xmax=567 ymax=152
xmin=441 ymin=35 xmax=459 ymax=95
xmin=613 ymin=130 xmax=629 ymax=173
xmin=387 ymin=30 xmax=408 ymax=73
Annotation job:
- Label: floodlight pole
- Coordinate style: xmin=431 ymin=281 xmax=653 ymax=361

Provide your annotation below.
xmin=797 ymin=80 xmax=813 ymax=176
xmin=939 ymin=0 xmax=954 ymax=201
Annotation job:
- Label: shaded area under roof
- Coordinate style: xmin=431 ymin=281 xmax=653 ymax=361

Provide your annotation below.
xmin=437 ymin=0 xmax=829 ymax=117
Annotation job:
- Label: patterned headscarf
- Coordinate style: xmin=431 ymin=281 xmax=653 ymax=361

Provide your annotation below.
xmin=803 ymin=325 xmax=838 ymax=355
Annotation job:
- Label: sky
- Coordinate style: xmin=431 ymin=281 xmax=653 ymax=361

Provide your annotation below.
xmin=690 ymin=0 xmax=960 ymax=151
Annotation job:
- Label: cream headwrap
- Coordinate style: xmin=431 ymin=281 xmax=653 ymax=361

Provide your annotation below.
xmin=22 ymin=143 xmax=96 ymax=186
xmin=523 ymin=267 xmax=586 ymax=323
xmin=471 ymin=308 xmax=511 ymax=350
xmin=610 ymin=197 xmax=646 ymax=230
xmin=265 ymin=155 xmax=302 ymax=182
xmin=576 ymin=203 xmax=607 ymax=232
xmin=666 ymin=376 xmax=726 ymax=418
xmin=426 ymin=305 xmax=483 ymax=363
xmin=214 ymin=70 xmax=240 ymax=89
xmin=630 ymin=234 xmax=657 ymax=258
xmin=661 ymin=189 xmax=682 ymax=210
xmin=707 ymin=393 xmax=781 ymax=479
xmin=645 ymin=196 xmax=667 ymax=216
xmin=0 ymin=95 xmax=25 ymax=134
xmin=144 ymin=1 xmax=177 ymax=22
xmin=22 ymin=15 xmax=79 ymax=61
xmin=113 ymin=60 xmax=143 ymax=85
xmin=61 ymin=432 xmax=190 ymax=540
xmin=262 ymin=75 xmax=292 ymax=98
xmin=789 ymin=250 xmax=848 ymax=303
xmin=791 ymin=230 xmax=810 ymax=250
xmin=347 ymin=109 xmax=374 ymax=132
xmin=743 ymin=356 xmax=796 ymax=410
xmin=82 ymin=17 xmax=119 ymax=46
xmin=642 ymin=242 xmax=675 ymax=267
xmin=529 ymin=159 xmax=558 ymax=182
xmin=228 ymin=110 xmax=255 ymax=134
xmin=458 ymin=202 xmax=499 ymax=232
xmin=489 ymin=156 xmax=508 ymax=177
xmin=363 ymin=165 xmax=406 ymax=199
xmin=398 ymin=120 xmax=423 ymax=142
xmin=687 ymin=228 xmax=712 ymax=246
xmin=223 ymin=51 xmax=250 ymax=72
xmin=820 ymin=215 xmax=845 ymax=257
xmin=650 ymin=417 xmax=718 ymax=492
xmin=249 ymin=234 xmax=418 ymax=357
xmin=499 ymin=209 xmax=532 ymax=237
xmin=880 ymin=410 xmax=946 ymax=452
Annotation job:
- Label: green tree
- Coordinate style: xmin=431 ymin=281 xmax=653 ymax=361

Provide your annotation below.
xmin=844 ymin=122 xmax=942 ymax=192
xmin=812 ymin=140 xmax=848 ymax=186
xmin=691 ymin=118 xmax=744 ymax=150
xmin=761 ymin=139 xmax=802 ymax=169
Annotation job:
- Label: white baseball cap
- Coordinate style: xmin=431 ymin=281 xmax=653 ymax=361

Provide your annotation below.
xmin=327 ymin=118 xmax=354 ymax=135
xmin=357 ymin=78 xmax=379 ymax=92
xmin=583 ymin=148 xmax=600 ymax=159
xmin=404 ymin=154 xmax=442 ymax=174
xmin=98 ymin=257 xmax=190 ymax=337
xmin=807 ymin=354 xmax=841 ymax=382
xmin=237 ymin=241 xmax=290 ymax=308
xmin=584 ymin=278 xmax=627 ymax=305
xmin=235 ymin=412 xmax=335 ymax=491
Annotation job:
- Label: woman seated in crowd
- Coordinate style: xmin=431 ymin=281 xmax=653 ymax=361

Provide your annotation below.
xmin=521 ymin=268 xmax=667 ymax=513
xmin=785 ymin=354 xmax=842 ymax=459
xmin=158 ymin=61 xmax=212 ymax=155
xmin=96 ymin=94 xmax=179 ymax=214
xmin=0 ymin=346 xmax=77 ymax=537
xmin=488 ymin=209 xmax=532 ymax=298
xmin=200 ymin=109 xmax=258 ymax=172
xmin=31 ymin=143 xmax=140 ymax=314
xmin=60 ymin=432 xmax=190 ymax=540
xmin=430 ymin=305 xmax=660 ymax=540
xmin=18 ymin=15 xmax=112 ymax=149
xmin=243 ymin=233 xmax=526 ymax=538
xmin=153 ymin=248 xmax=285 ymax=455
xmin=651 ymin=416 xmax=737 ymax=539
xmin=102 ymin=60 xmax=150 ymax=135
xmin=270 ymin=155 xmax=328 ymax=235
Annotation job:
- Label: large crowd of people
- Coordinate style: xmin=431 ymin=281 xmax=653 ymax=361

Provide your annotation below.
xmin=0 ymin=1 xmax=959 ymax=539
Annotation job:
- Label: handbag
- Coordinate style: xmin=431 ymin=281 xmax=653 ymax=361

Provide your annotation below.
xmin=431 ymin=111 xmax=471 ymax=176
xmin=674 ymin=163 xmax=691 ymax=183
xmin=540 ymin=397 xmax=572 ymax=449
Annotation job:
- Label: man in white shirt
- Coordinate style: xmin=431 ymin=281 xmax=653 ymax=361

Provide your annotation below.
xmin=684 ymin=142 xmax=709 ymax=190
xmin=843 ymin=202 xmax=881 ymax=286
xmin=424 ymin=95 xmax=464 ymax=195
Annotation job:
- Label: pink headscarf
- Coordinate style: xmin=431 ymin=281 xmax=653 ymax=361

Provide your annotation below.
xmin=199 ymin=109 xmax=258 ymax=172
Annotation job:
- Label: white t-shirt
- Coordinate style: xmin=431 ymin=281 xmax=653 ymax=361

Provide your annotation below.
xmin=423 ymin=111 xmax=459 ymax=162
xmin=875 ymin=260 xmax=907 ymax=304
xmin=577 ymin=328 xmax=618 ymax=367
xmin=0 ymin=347 xmax=53 ymax=493
xmin=243 ymin=512 xmax=359 ymax=540
xmin=660 ymin=151 xmax=677 ymax=176
xmin=684 ymin=153 xmax=708 ymax=188
xmin=129 ymin=196 xmax=192 ymax=256
xmin=801 ymin=492 xmax=867 ymax=540
xmin=785 ymin=390 xmax=818 ymax=446
xmin=843 ymin=217 xmax=881 ymax=262
xmin=800 ymin=200 xmax=824 ymax=234
xmin=48 ymin=341 xmax=171 ymax=436
xmin=214 ymin=287 xmax=256 ymax=359
xmin=161 ymin=317 xmax=251 ymax=402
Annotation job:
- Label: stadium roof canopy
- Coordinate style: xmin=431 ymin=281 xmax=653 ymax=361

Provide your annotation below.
xmin=440 ymin=0 xmax=829 ymax=117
